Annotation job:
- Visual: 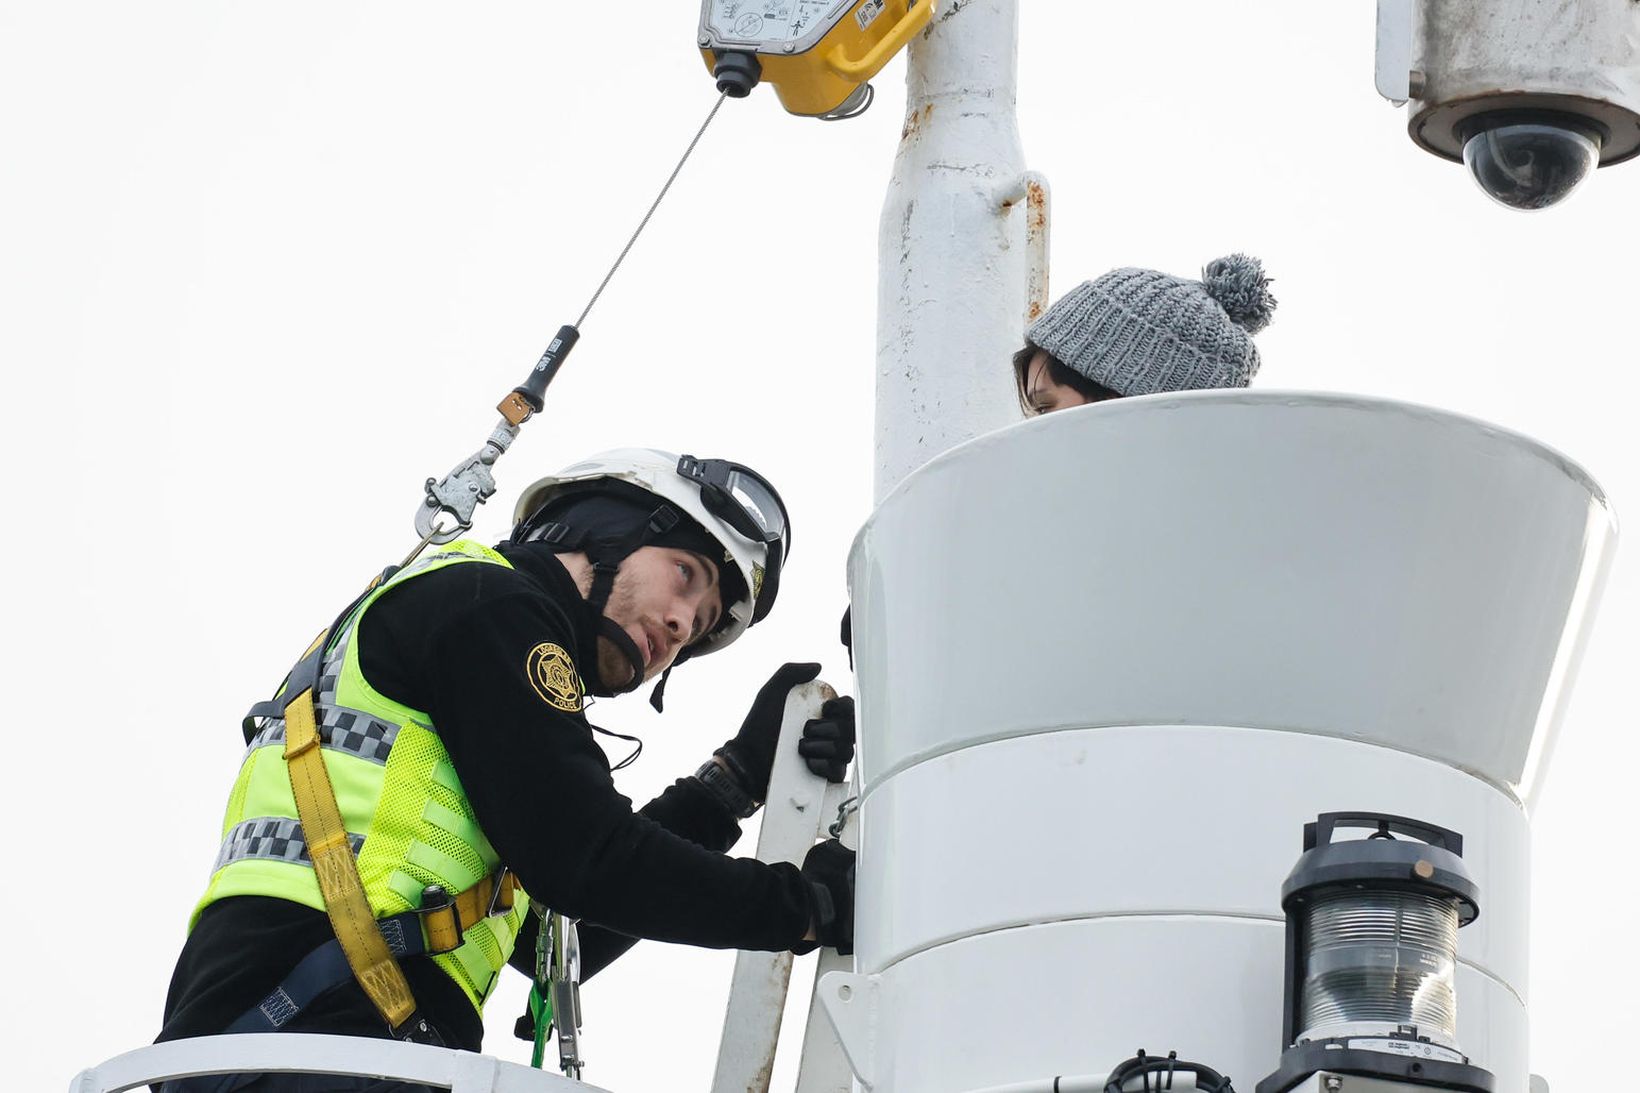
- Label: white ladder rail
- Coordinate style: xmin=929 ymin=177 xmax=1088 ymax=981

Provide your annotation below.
xmin=709 ymin=679 xmax=857 ymax=1093
xmin=792 ymin=887 xmax=858 ymax=1093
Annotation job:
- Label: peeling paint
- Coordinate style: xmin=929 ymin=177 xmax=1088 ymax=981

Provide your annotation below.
xmin=875 ymin=0 xmax=1027 ymax=501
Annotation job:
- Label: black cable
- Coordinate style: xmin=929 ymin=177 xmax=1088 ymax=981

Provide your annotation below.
xmin=1104 ymin=1049 xmax=1235 ymax=1093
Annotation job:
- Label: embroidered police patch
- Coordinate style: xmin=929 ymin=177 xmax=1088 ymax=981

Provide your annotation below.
xmin=526 ymin=642 xmax=583 ymax=712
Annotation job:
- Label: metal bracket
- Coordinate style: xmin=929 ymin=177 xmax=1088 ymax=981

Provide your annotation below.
xmin=1374 ymin=0 xmax=1420 ymax=105
xmin=816 ymin=970 xmax=879 ymax=1091
xmin=995 ymin=171 xmax=1051 ymax=329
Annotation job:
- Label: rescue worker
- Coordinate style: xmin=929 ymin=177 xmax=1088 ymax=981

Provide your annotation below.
xmin=1014 ymin=253 xmax=1278 ymax=414
xmin=157 ymin=448 xmax=856 ymax=1090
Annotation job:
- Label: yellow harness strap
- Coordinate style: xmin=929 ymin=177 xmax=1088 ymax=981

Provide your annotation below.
xmin=283 ymin=683 xmax=420 ymax=1030
xmin=422 ymin=870 xmax=518 ymax=955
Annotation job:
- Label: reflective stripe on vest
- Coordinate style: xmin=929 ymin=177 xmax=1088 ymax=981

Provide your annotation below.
xmin=195 ymin=539 xmax=531 ymax=1014
xmin=214 ymin=817 xmax=366 ymax=871
xmin=247 ymin=708 xmax=400 ymax=765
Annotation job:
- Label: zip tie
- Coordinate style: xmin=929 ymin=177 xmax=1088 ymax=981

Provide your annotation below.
xmin=576 ymin=90 xmax=730 ymax=329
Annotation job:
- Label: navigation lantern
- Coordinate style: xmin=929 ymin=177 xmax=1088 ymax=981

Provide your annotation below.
xmin=698 ymin=0 xmax=935 ymax=117
xmin=1258 ymin=813 xmax=1494 ymax=1093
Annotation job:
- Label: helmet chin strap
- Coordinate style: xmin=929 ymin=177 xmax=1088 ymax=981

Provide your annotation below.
xmin=578 ymin=502 xmax=682 ymax=698
xmin=584 ymin=558 xmax=647 ymax=697
xmin=648 ymin=666 xmax=673 ymax=712
xmin=589 ymin=556 xmax=690 ymax=713
xmin=523 ymin=492 xmax=705 ymax=706
xmin=647 ymin=637 xmax=703 ymax=712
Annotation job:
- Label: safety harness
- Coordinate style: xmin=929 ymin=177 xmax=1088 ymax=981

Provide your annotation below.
xmin=234 ymin=572 xmax=519 ymax=1043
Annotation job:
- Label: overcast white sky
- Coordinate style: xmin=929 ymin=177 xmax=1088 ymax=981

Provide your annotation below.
xmin=6 ymin=2 xmax=1639 ymax=1090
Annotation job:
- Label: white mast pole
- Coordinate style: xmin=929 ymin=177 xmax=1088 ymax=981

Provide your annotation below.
xmin=874 ymin=0 xmax=1028 ymax=502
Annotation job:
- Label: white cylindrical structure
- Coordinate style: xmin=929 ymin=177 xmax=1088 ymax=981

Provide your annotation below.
xmin=828 ymin=393 xmax=1614 ymax=1092
xmin=875 ymin=0 xmax=1028 ymax=502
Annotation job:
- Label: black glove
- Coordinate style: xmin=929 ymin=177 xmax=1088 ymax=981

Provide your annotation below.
xmin=718 ymin=661 xmax=821 ymax=800
xmin=797 ymin=696 xmax=855 ymax=783
xmin=800 ymin=838 xmax=855 ymax=956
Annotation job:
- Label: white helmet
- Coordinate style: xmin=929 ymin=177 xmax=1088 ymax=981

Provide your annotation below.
xmin=512 ymin=448 xmax=790 ymax=660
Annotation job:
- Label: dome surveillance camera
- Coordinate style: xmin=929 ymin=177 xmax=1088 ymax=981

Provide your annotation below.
xmin=1458 ymin=110 xmax=1607 ymax=211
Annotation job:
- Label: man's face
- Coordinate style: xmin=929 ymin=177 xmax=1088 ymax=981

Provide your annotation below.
xmin=597 ymin=545 xmax=725 ymax=686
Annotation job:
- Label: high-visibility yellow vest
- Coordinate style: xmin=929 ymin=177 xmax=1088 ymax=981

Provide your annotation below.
xmin=195 ymin=540 xmax=532 ymax=1013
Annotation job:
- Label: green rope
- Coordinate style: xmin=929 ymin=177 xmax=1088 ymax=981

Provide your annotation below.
xmin=528 ymin=979 xmax=553 ymax=1069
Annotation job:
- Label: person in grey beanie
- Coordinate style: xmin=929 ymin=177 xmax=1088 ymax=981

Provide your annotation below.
xmin=1014 ymin=253 xmax=1278 ymax=415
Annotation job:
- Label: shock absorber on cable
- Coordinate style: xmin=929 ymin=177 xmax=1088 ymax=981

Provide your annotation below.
xmin=409 ymin=90 xmax=732 ymax=563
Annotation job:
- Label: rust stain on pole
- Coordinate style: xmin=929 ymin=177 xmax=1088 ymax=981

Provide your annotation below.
xmin=901 ymin=101 xmax=935 ymax=141
xmin=1026 ymin=178 xmax=1046 ymax=231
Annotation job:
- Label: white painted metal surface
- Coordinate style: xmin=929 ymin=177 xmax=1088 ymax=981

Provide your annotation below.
xmin=831 ymin=393 xmax=1614 ymax=1092
xmin=70 ymin=1034 xmax=607 ymax=1093
xmin=850 ymin=393 xmax=1614 ymax=805
xmin=1407 ymin=0 xmax=1640 ymax=163
xmin=857 ymin=728 xmax=1531 ymax=995
xmin=825 ymin=924 xmax=1524 ymax=1093
xmin=874 ymin=0 xmax=1029 ymax=501
xmin=711 ymin=680 xmax=839 ymax=1093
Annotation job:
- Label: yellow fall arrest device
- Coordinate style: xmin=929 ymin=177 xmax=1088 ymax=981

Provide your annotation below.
xmin=698 ymin=0 xmax=936 ymax=117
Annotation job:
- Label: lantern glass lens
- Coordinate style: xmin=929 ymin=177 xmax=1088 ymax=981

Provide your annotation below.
xmin=1299 ymin=890 xmax=1460 ymax=1045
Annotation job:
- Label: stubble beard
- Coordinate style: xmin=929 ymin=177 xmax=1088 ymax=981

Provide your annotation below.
xmin=595 ymin=634 xmax=640 ymax=692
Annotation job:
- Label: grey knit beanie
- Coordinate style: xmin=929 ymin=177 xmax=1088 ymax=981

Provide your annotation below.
xmin=1026 ymin=254 xmax=1277 ymax=397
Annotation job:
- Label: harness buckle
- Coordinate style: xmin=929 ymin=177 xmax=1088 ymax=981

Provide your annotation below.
xmin=391 ymin=1009 xmax=445 ymax=1046
xmin=416 ymin=885 xmax=465 ymax=956
xmin=487 ymin=868 xmax=516 ymax=917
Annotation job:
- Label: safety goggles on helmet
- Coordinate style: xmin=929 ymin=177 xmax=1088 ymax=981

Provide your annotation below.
xmin=675 ymin=455 xmax=789 ymax=624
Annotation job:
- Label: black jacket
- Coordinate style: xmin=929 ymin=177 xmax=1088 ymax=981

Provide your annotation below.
xmin=159 ymin=541 xmax=815 ymax=1051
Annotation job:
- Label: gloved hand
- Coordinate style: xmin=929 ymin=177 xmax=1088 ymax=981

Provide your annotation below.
xmin=718 ymin=662 xmax=821 ymax=800
xmin=800 ymin=838 xmax=855 ymax=956
xmin=797 ymin=696 xmax=855 ymax=783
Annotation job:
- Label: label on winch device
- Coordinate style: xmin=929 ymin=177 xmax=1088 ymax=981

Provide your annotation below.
xmin=1347 ymin=1037 xmax=1465 ymax=1064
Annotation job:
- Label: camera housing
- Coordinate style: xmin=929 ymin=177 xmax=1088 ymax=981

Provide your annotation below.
xmin=1457 ymin=110 xmax=1607 ymax=210
xmin=1378 ymin=0 xmax=1640 ymax=210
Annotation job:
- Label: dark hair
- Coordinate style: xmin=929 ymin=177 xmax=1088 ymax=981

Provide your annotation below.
xmin=1012 ymin=342 xmax=1121 ymax=415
